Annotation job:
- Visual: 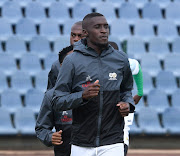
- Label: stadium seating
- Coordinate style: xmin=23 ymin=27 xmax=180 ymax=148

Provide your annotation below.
xmin=40 ymin=19 xmax=61 ymax=41
xmin=110 ymin=19 xmax=131 ymax=41
xmin=95 ymin=2 xmax=117 ymax=23
xmin=129 ymin=119 xmax=142 ymax=135
xmin=11 ymin=71 xmax=33 ymax=94
xmin=151 ymin=0 xmax=171 ymax=8
xmin=36 ymin=0 xmax=56 ymax=8
xmin=0 ymin=0 xmax=6 ymax=7
xmin=0 ymin=53 xmax=17 ymax=76
xmin=73 ymin=2 xmax=92 ymax=20
xmin=44 ymin=53 xmax=58 ymax=71
xmin=35 ymin=70 xmax=49 ymax=92
xmin=133 ymin=98 xmax=146 ymax=113
xmin=53 ymin=36 xmax=70 ymax=53
xmin=60 ymin=0 xmax=80 ymax=7
xmin=20 ymin=53 xmax=42 ymax=76
xmin=108 ymin=36 xmax=121 ymax=50
xmin=0 ymin=108 xmax=17 ymax=135
xmin=172 ymin=37 xmax=180 ymax=54
xmin=148 ymin=37 xmax=170 ymax=60
xmin=156 ymin=71 xmax=178 ymax=95
xmin=171 ymin=89 xmax=180 ymax=109
xmin=0 ymin=0 xmax=180 ymax=137
xmin=162 ymin=107 xmax=180 ymax=134
xmin=30 ymin=36 xmax=51 ymax=59
xmin=106 ymin=0 xmax=124 ymax=7
xmin=2 ymin=1 xmax=22 ymax=24
xmin=142 ymin=71 xmax=154 ymax=95
xmin=126 ymin=37 xmax=146 ymax=59
xmin=134 ymin=19 xmax=155 ymax=41
xmin=49 ymin=2 xmax=70 ymax=24
xmin=62 ymin=19 xmax=78 ymax=35
xmin=166 ymin=2 xmax=180 ymax=25
xmin=1 ymin=89 xmax=23 ymax=113
xmin=164 ymin=53 xmax=180 ymax=77
xmin=157 ymin=20 xmax=178 ymax=42
xmin=14 ymin=108 xmax=36 ymax=135
xmin=128 ymin=0 xmax=147 ymax=8
xmin=25 ymin=88 xmax=44 ymax=114
xmin=16 ymin=18 xmax=37 ymax=41
xmin=137 ymin=107 xmax=166 ymax=134
xmin=0 ymin=18 xmax=13 ymax=41
xmin=142 ymin=2 xmax=162 ymax=25
xmin=6 ymin=36 xmax=27 ymax=59
xmin=13 ymin=0 xmax=32 ymax=7
xmin=25 ymin=2 xmax=46 ymax=24
xmin=140 ymin=53 xmax=161 ymax=77
xmin=82 ymin=0 xmax=103 ymax=7
xmin=0 ymin=72 xmax=8 ymax=93
xmin=147 ymin=89 xmax=170 ymax=113
xmin=119 ymin=2 xmax=139 ymax=24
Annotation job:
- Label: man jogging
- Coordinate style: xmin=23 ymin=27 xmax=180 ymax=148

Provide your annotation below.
xmin=52 ymin=13 xmax=135 ymax=156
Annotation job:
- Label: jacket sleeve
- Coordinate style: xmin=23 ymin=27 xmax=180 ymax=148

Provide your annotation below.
xmin=35 ymin=94 xmax=54 ymax=147
xmin=47 ymin=64 xmax=57 ymax=90
xmin=120 ymin=57 xmax=135 ymax=112
xmin=52 ymin=56 xmax=83 ymax=111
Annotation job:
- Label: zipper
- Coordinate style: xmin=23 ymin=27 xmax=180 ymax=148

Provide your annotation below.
xmin=96 ymin=56 xmax=104 ymax=146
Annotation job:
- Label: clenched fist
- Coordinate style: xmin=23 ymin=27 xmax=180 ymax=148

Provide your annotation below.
xmin=82 ymin=80 xmax=100 ymax=100
xmin=51 ymin=130 xmax=63 ymax=145
xmin=116 ymin=102 xmax=130 ymax=117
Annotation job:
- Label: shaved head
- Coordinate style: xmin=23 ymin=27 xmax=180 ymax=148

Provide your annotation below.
xmin=70 ymin=21 xmax=83 ymax=45
xmin=82 ymin=13 xmax=104 ymax=30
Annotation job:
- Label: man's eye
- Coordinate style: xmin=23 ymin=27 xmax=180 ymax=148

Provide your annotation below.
xmin=71 ymin=34 xmax=76 ymax=37
xmin=95 ymin=25 xmax=100 ymax=28
xmin=104 ymin=25 xmax=108 ymax=29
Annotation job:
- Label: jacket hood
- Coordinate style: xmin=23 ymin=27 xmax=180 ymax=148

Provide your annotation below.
xmin=73 ymin=38 xmax=114 ymax=57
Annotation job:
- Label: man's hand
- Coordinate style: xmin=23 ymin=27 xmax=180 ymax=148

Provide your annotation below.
xmin=82 ymin=80 xmax=100 ymax=100
xmin=133 ymin=95 xmax=142 ymax=105
xmin=51 ymin=130 xmax=63 ymax=145
xmin=116 ymin=102 xmax=130 ymax=117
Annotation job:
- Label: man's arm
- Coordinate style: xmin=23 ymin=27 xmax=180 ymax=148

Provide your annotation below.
xmin=35 ymin=94 xmax=55 ymax=147
xmin=52 ymin=56 xmax=84 ymax=111
xmin=118 ymin=57 xmax=135 ymax=114
xmin=133 ymin=64 xmax=143 ymax=104
xmin=52 ymin=56 xmax=100 ymax=111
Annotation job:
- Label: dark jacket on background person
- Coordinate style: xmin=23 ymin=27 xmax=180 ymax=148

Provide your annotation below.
xmin=47 ymin=60 xmax=61 ymax=90
xmin=52 ymin=39 xmax=135 ymax=147
xmin=35 ymin=88 xmax=72 ymax=156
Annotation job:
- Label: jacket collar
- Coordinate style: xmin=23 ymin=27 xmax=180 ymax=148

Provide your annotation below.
xmin=73 ymin=38 xmax=114 ymax=57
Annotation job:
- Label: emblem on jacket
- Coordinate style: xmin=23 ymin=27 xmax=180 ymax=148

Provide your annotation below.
xmin=109 ymin=72 xmax=117 ymax=80
xmin=86 ymin=75 xmax=92 ymax=82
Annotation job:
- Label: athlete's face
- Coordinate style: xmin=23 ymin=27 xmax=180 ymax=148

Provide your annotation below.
xmin=70 ymin=24 xmax=83 ymax=45
xmin=85 ymin=16 xmax=109 ymax=47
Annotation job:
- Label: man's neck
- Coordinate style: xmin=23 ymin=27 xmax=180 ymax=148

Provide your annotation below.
xmin=87 ymin=40 xmax=107 ymax=55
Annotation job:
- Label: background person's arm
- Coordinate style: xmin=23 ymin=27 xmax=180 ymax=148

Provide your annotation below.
xmin=35 ymin=94 xmax=55 ymax=147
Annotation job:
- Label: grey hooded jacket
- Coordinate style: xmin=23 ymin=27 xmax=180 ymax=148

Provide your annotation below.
xmin=52 ymin=39 xmax=135 ymax=147
xmin=35 ymin=88 xmax=72 ymax=155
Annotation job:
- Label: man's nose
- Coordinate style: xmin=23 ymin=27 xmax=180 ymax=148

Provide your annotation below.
xmin=74 ymin=36 xmax=81 ymax=42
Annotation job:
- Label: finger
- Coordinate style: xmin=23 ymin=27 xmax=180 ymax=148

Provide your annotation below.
xmin=52 ymin=133 xmax=62 ymax=137
xmin=89 ymin=88 xmax=100 ymax=92
xmin=88 ymin=93 xmax=99 ymax=98
xmin=94 ymin=80 xmax=99 ymax=84
xmin=53 ymin=141 xmax=63 ymax=145
xmin=58 ymin=130 xmax=63 ymax=134
xmin=90 ymin=83 xmax=100 ymax=88
xmin=52 ymin=136 xmax=62 ymax=140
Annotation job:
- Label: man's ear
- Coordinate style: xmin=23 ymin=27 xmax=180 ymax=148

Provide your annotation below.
xmin=83 ymin=29 xmax=88 ymax=37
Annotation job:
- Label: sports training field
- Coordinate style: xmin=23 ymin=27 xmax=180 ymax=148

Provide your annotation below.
xmin=0 ymin=149 xmax=180 ymax=156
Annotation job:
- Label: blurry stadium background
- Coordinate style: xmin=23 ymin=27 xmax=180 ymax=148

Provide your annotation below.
xmin=0 ymin=0 xmax=180 ymax=152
